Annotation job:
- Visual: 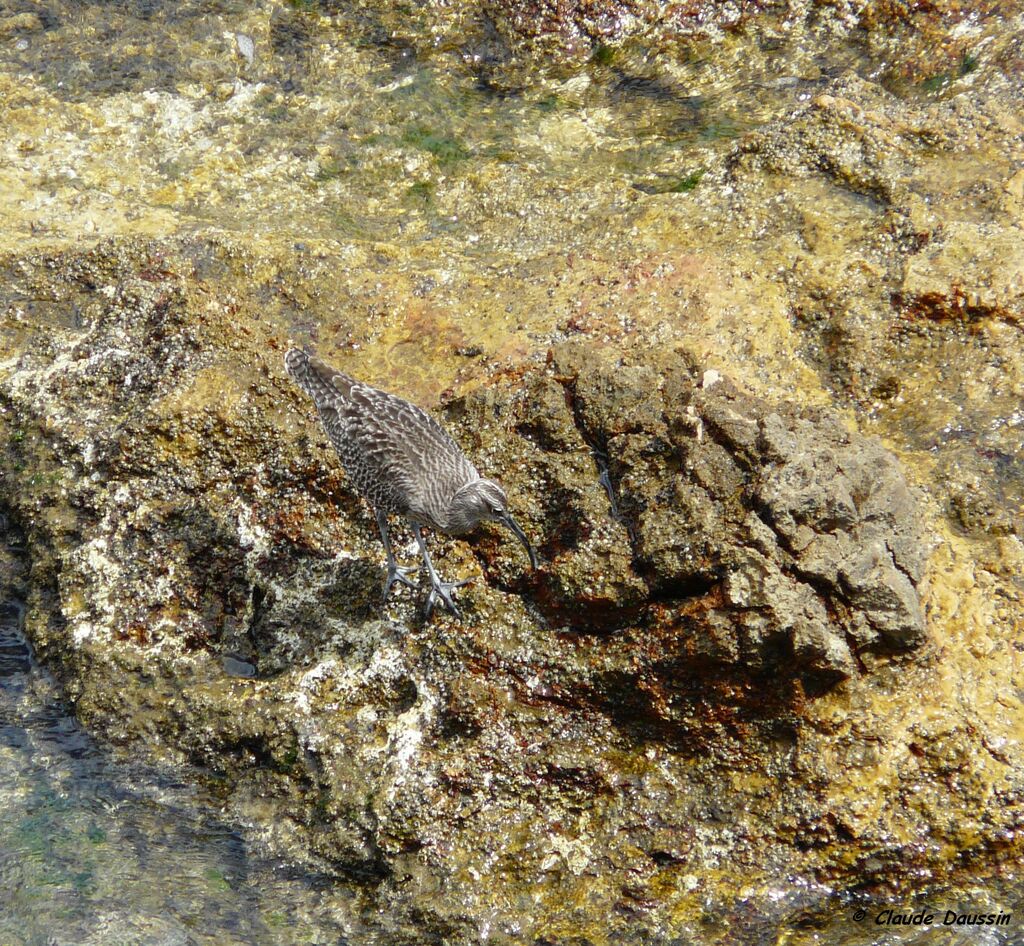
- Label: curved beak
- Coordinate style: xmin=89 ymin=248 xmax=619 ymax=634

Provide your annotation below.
xmin=499 ymin=513 xmax=538 ymax=570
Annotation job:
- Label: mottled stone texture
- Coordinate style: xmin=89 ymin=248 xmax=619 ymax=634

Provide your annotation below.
xmin=448 ymin=344 xmax=927 ymax=686
xmin=3 ymin=0 xmax=1024 ymax=934
xmin=2 ymin=239 xmax=1021 ymax=946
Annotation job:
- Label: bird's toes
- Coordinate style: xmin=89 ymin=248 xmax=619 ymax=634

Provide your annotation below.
xmin=382 ymin=565 xmax=420 ymax=602
xmin=395 ymin=565 xmax=420 ymax=587
xmin=424 ymin=581 xmax=464 ymax=620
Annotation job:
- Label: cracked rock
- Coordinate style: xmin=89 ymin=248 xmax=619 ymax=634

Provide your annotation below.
xmin=456 ymin=344 xmax=930 ymax=685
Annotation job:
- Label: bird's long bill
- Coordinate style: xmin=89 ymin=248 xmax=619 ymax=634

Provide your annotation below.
xmin=500 ymin=514 xmax=538 ymax=570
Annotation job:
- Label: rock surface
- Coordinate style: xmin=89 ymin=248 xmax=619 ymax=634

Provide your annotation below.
xmin=450 ymin=346 xmax=928 ymax=687
xmin=2 ymin=0 xmax=1024 ymax=941
xmin=1 ymin=238 xmax=1020 ymax=943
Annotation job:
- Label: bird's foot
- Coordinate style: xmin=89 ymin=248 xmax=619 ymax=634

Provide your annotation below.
xmin=382 ymin=563 xmax=419 ymax=604
xmin=424 ymin=576 xmax=474 ymax=620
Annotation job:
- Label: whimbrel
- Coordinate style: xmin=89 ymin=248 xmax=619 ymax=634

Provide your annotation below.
xmin=285 ymin=349 xmax=537 ymax=618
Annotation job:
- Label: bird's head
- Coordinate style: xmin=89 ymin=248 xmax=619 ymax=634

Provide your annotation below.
xmin=448 ymin=478 xmax=538 ymax=569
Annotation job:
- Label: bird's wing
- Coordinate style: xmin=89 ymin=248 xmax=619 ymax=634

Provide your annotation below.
xmin=338 ymin=383 xmax=478 ymax=519
xmin=286 ymin=347 xmax=479 ymax=518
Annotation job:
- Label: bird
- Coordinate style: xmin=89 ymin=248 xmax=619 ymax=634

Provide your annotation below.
xmin=284 ymin=348 xmax=537 ymax=618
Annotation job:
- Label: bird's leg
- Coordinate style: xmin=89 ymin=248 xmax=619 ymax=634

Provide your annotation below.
xmin=376 ymin=509 xmax=418 ymax=604
xmin=412 ymin=524 xmax=472 ymax=619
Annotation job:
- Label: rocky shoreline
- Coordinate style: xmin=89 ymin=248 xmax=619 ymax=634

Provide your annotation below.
xmin=2 ymin=0 xmax=1023 ymax=942
xmin=1 ymin=233 xmax=1020 ymax=942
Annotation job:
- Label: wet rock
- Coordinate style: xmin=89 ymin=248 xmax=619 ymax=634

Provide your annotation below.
xmin=716 ymin=67 xmax=1024 ymax=546
xmin=731 ymin=75 xmax=934 ymax=202
xmin=0 ymin=13 xmax=44 ymax=36
xmin=0 ymin=239 xmax=1015 ymax=946
xmin=0 ymin=242 xmax=928 ymax=698
xmin=900 ymin=222 xmax=1024 ymax=326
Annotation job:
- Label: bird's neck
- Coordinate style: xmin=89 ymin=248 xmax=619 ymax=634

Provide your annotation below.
xmin=440 ymin=508 xmax=473 ymax=535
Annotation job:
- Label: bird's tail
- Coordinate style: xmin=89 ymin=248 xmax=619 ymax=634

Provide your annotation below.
xmin=284 ymin=348 xmax=356 ymax=406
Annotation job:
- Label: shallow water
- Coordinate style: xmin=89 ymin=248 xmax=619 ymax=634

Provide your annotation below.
xmin=0 ymin=587 xmax=367 ymax=946
xmin=0 ymin=0 xmax=857 ymax=252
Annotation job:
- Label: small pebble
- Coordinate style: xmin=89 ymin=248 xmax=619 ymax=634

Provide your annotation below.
xmin=235 ymin=32 xmax=255 ymax=65
xmin=223 ymin=655 xmax=257 ymax=678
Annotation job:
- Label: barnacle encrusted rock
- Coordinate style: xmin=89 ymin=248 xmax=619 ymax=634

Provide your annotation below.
xmin=0 ymin=240 xmax=1010 ymax=946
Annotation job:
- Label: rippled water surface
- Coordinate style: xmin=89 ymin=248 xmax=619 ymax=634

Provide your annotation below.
xmin=0 ymin=594 xmax=367 ymax=945
xmin=1 ymin=0 xmax=872 ymax=253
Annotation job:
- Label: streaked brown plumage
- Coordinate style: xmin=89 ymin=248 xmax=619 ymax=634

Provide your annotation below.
xmin=285 ymin=348 xmax=536 ymax=617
